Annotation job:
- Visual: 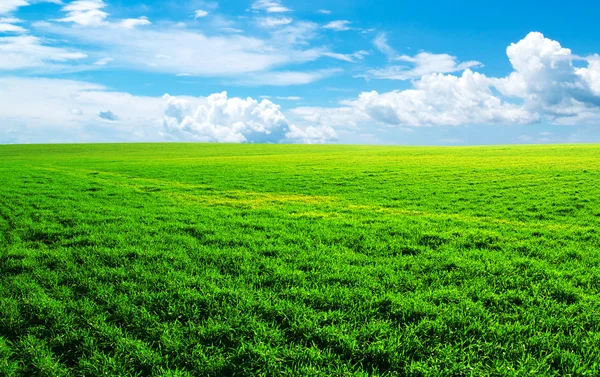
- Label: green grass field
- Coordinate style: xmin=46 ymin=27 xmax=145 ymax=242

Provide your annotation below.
xmin=1 ymin=143 xmax=600 ymax=376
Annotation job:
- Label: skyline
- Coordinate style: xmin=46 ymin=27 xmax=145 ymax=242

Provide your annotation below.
xmin=1 ymin=0 xmax=600 ymax=145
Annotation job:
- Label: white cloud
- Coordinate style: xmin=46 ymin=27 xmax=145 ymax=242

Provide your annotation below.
xmin=370 ymin=32 xmax=483 ymax=79
xmin=323 ymin=20 xmax=351 ymax=31
xmin=251 ymin=0 xmax=291 ymax=13
xmin=44 ymin=24 xmax=325 ymax=77
xmin=0 ymin=15 xmax=26 ymax=33
xmin=0 ymin=22 xmax=27 ymax=33
xmin=323 ymin=50 xmax=369 ymax=63
xmin=373 ymin=33 xmax=397 ymax=59
xmin=261 ymin=96 xmax=302 ymax=100
xmin=117 ymin=17 xmax=151 ymax=29
xmin=0 ymin=17 xmax=23 ymax=23
xmin=159 ymin=92 xmax=335 ymax=143
xmin=258 ymin=16 xmax=292 ymax=27
xmin=0 ymin=77 xmax=335 ymax=144
xmin=160 ymin=92 xmax=291 ymax=142
xmin=271 ymin=20 xmax=318 ymax=45
xmin=194 ymin=9 xmax=208 ymax=18
xmin=0 ymin=77 xmax=336 ymax=144
xmin=220 ymin=27 xmax=243 ymax=33
xmin=93 ymin=57 xmax=113 ymax=65
xmin=317 ymin=9 xmax=331 ymax=15
xmin=290 ymin=106 xmax=370 ymax=130
xmin=293 ymin=69 xmax=538 ymax=130
xmin=367 ymin=52 xmax=483 ymax=80
xmin=240 ymin=68 xmax=341 ymax=86
xmin=58 ymin=0 xmax=108 ymax=27
xmin=0 ymin=76 xmax=164 ymax=143
xmin=491 ymin=32 xmax=600 ymax=124
xmin=0 ymin=0 xmax=29 ymax=15
xmin=0 ymin=35 xmax=87 ymax=70
xmin=286 ymin=125 xmax=337 ymax=144
xmin=293 ymin=32 xmax=600 ymax=131
xmin=32 ymin=20 xmax=51 ymax=27
xmin=57 ymin=0 xmax=150 ymax=29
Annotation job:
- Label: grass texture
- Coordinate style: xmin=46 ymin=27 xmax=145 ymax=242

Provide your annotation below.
xmin=1 ymin=143 xmax=599 ymax=376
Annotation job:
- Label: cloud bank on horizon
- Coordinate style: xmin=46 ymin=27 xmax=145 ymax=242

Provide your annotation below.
xmin=1 ymin=0 xmax=600 ymax=145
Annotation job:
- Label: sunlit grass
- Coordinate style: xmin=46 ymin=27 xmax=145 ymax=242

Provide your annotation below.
xmin=1 ymin=143 xmax=599 ymax=376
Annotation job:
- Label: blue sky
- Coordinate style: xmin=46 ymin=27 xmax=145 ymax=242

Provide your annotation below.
xmin=1 ymin=0 xmax=600 ymax=144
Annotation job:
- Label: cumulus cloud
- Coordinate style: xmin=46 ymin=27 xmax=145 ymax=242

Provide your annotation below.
xmin=0 ymin=78 xmax=333 ymax=145
xmin=352 ymin=70 xmax=538 ymax=126
xmin=160 ymin=92 xmax=286 ymax=142
xmin=159 ymin=92 xmax=336 ymax=143
xmin=294 ymin=32 xmax=600 ymax=131
xmin=492 ymin=32 xmax=600 ymax=124
xmin=293 ymin=69 xmax=537 ymax=130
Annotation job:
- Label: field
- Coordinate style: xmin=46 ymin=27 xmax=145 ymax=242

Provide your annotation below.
xmin=1 ymin=143 xmax=599 ymax=376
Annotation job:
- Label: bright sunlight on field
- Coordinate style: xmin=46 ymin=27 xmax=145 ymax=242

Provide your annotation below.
xmin=1 ymin=144 xmax=599 ymax=376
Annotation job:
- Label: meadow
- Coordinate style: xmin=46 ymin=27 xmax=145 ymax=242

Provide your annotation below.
xmin=0 ymin=143 xmax=599 ymax=376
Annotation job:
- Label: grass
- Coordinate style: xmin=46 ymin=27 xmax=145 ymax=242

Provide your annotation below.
xmin=0 ymin=143 xmax=599 ymax=376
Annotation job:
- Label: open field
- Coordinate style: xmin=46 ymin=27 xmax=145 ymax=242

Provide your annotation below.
xmin=1 ymin=143 xmax=600 ymax=376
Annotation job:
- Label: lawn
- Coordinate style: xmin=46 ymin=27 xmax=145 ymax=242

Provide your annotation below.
xmin=1 ymin=143 xmax=599 ymax=376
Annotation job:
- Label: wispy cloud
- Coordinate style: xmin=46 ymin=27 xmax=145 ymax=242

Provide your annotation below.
xmin=0 ymin=35 xmax=87 ymax=71
xmin=41 ymin=24 xmax=327 ymax=77
xmin=251 ymin=0 xmax=291 ymax=13
xmin=240 ymin=68 xmax=342 ymax=86
xmin=194 ymin=9 xmax=208 ymax=19
xmin=0 ymin=0 xmax=29 ymax=15
xmin=368 ymin=32 xmax=483 ymax=79
xmin=323 ymin=50 xmax=369 ymax=63
xmin=57 ymin=0 xmax=151 ymax=29
xmin=258 ymin=16 xmax=292 ymax=28
xmin=0 ymin=22 xmax=26 ymax=33
xmin=57 ymin=0 xmax=109 ymax=27
xmin=261 ymin=95 xmax=303 ymax=100
xmin=373 ymin=33 xmax=397 ymax=59
xmin=323 ymin=20 xmax=352 ymax=31
xmin=93 ymin=57 xmax=114 ymax=65
xmin=367 ymin=52 xmax=482 ymax=80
